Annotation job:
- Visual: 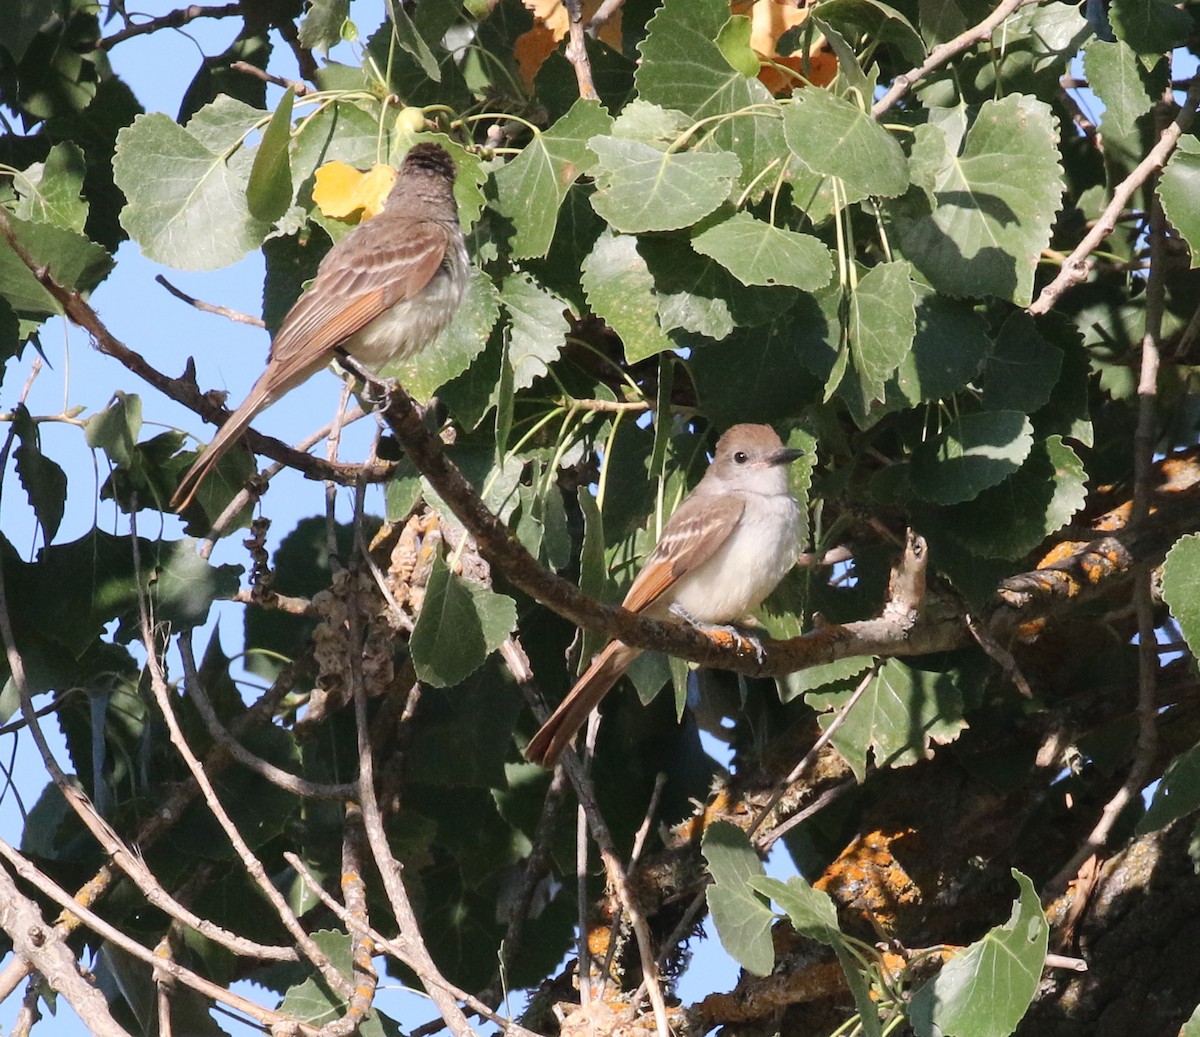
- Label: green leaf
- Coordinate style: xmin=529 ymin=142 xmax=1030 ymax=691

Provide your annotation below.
xmin=381 ymin=268 xmax=501 ymax=402
xmin=980 ymin=310 xmax=1063 ymax=413
xmin=500 ymin=273 xmax=569 ymax=391
xmin=808 ymin=658 xmax=967 ymax=780
xmin=1109 ymin=0 xmax=1192 ymax=58
xmin=298 ymin=0 xmax=349 ymax=51
xmin=636 ymin=0 xmax=785 ymax=192
xmin=886 ymin=292 xmax=990 ymax=408
xmin=911 ymin=411 xmax=1035 ymax=505
xmin=13 ymin=141 xmax=88 ymax=231
xmin=842 ymin=259 xmax=917 ymax=413
xmin=691 ymin=211 xmax=833 ymax=291
xmin=11 ymin=406 xmax=67 ymax=544
xmin=581 ymin=229 xmax=673 ymax=362
xmin=948 ymin=436 xmax=1087 ymax=559
xmin=1083 ymin=40 xmax=1153 ymax=158
xmin=896 ymin=95 xmax=1063 ymax=305
xmin=113 ymin=104 xmax=270 ymax=271
xmin=0 ymin=214 xmax=113 ymax=315
xmin=782 ymin=88 xmax=909 ymax=198
xmin=589 ymin=134 xmax=742 ymax=234
xmin=716 ymin=15 xmax=760 ymax=77
xmin=492 ymin=99 xmax=614 ymax=259
xmin=702 ymin=821 xmax=775 ymax=977
xmin=1137 ymin=742 xmax=1200 ymax=834
xmin=152 ymin=540 xmax=242 ymax=630
xmin=291 ymin=101 xmax=381 ymax=191
xmin=778 ymin=655 xmax=875 ymax=702
xmin=910 ymin=870 xmax=1048 ymax=1037
xmin=246 ymin=87 xmax=294 ymax=223
xmin=409 ymin=556 xmax=517 ymax=688
xmin=84 ymin=390 xmax=142 ymax=469
xmin=810 ymin=0 xmax=925 ymax=65
xmin=1163 ymin=534 xmax=1200 ymax=658
xmin=749 ymin=872 xmax=884 ymax=1037
xmin=385 ymin=0 xmax=440 ymax=82
xmin=1181 ymin=1002 xmax=1200 ymax=1037
xmin=748 ymin=874 xmax=838 ymax=937
xmin=690 ymin=298 xmax=825 ymax=425
xmin=1160 ymin=135 xmax=1200 ymax=270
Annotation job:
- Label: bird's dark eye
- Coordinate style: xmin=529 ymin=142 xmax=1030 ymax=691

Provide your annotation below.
xmin=733 ymin=451 xmax=748 ymax=464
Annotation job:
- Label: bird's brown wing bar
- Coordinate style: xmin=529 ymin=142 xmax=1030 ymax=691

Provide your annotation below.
xmin=266 ymin=221 xmax=452 ymax=365
xmin=621 ymin=493 xmax=745 ymax=614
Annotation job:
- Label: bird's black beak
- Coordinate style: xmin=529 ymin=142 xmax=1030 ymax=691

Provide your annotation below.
xmin=770 ymin=447 xmax=805 ymax=466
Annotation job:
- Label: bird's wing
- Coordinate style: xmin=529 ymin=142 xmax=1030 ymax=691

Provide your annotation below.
xmin=267 ymin=220 xmax=452 ymax=365
xmin=622 ymin=492 xmax=744 ymax=613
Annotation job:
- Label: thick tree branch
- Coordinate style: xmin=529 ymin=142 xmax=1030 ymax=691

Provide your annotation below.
xmin=0 ymin=861 xmax=132 ymax=1037
xmin=379 ymin=384 xmax=962 ymax=674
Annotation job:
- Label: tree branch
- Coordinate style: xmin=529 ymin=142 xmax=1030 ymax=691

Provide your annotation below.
xmin=871 ymin=0 xmax=1044 ymax=119
xmin=1028 ymin=76 xmax=1200 ymax=316
xmin=97 ymin=2 xmax=243 ymax=49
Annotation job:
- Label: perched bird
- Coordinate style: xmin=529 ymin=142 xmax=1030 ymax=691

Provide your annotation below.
xmin=526 ymin=423 xmax=804 ymax=767
xmin=172 ymin=142 xmax=468 ymax=510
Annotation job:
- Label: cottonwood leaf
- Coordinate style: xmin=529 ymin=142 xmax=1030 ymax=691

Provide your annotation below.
xmin=501 ymin=273 xmax=569 ymax=390
xmin=114 ymin=107 xmax=270 ymax=270
xmin=409 ymin=556 xmax=517 ymax=687
xmin=910 ymin=871 xmax=1047 ymax=1037
xmin=808 ymin=658 xmax=967 ymax=779
xmin=897 ymin=95 xmax=1063 ymax=305
xmin=911 ymin=411 xmax=1034 ymax=505
xmin=493 ymin=99 xmax=614 ymax=258
xmin=589 ymin=135 xmax=741 ymax=233
xmin=1160 ymin=135 xmax=1200 ymax=270
xmin=1162 ymin=534 xmax=1200 ymax=659
xmin=702 ymin=822 xmax=775 ymax=977
xmin=948 ymin=436 xmax=1086 ymax=559
xmin=581 ymin=229 xmax=672 ymax=362
xmin=636 ymin=0 xmax=785 ymax=192
xmin=691 ymin=211 xmax=833 ymax=290
xmin=782 ymin=88 xmax=909 ymax=198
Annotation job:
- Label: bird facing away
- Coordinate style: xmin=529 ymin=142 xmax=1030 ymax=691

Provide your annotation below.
xmin=171 ymin=142 xmax=469 ymax=510
xmin=526 ymin=423 xmax=804 ymax=767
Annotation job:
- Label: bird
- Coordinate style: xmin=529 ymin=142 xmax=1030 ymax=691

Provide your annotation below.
xmin=526 ymin=423 xmax=805 ymax=767
xmin=171 ymin=142 xmax=469 ymax=511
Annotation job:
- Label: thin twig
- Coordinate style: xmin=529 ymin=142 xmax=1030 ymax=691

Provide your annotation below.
xmin=179 ymin=632 xmax=356 ymax=799
xmin=97 ymin=2 xmax=243 ymax=49
xmin=748 ymin=665 xmax=878 ymax=844
xmin=1029 ymin=77 xmax=1200 ymax=316
xmin=871 ymin=0 xmax=1043 ymax=118
xmin=0 ymin=856 xmax=132 ymax=1037
xmin=155 ymin=275 xmax=266 ymax=327
xmin=132 ymin=548 xmax=354 ymax=997
xmin=230 ymin=59 xmax=311 ymax=96
xmin=586 ymin=0 xmax=625 ymax=33
xmin=0 ymin=838 xmax=322 ymax=1036
xmin=1041 ymin=93 xmax=1174 ymax=898
xmin=563 ymin=0 xmax=598 ymax=100
xmin=346 ymin=583 xmax=478 ymax=1037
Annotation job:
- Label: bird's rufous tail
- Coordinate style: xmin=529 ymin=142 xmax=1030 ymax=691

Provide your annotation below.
xmin=525 ymin=640 xmax=642 ymax=767
xmin=170 ymin=387 xmax=274 ymax=512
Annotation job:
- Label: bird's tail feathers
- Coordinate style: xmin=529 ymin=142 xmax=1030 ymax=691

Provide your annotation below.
xmin=171 ymin=389 xmax=273 ymax=512
xmin=525 ymin=641 xmax=642 ymax=768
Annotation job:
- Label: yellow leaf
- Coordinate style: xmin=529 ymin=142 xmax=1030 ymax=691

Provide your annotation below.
xmin=312 ymin=162 xmax=397 ymax=220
